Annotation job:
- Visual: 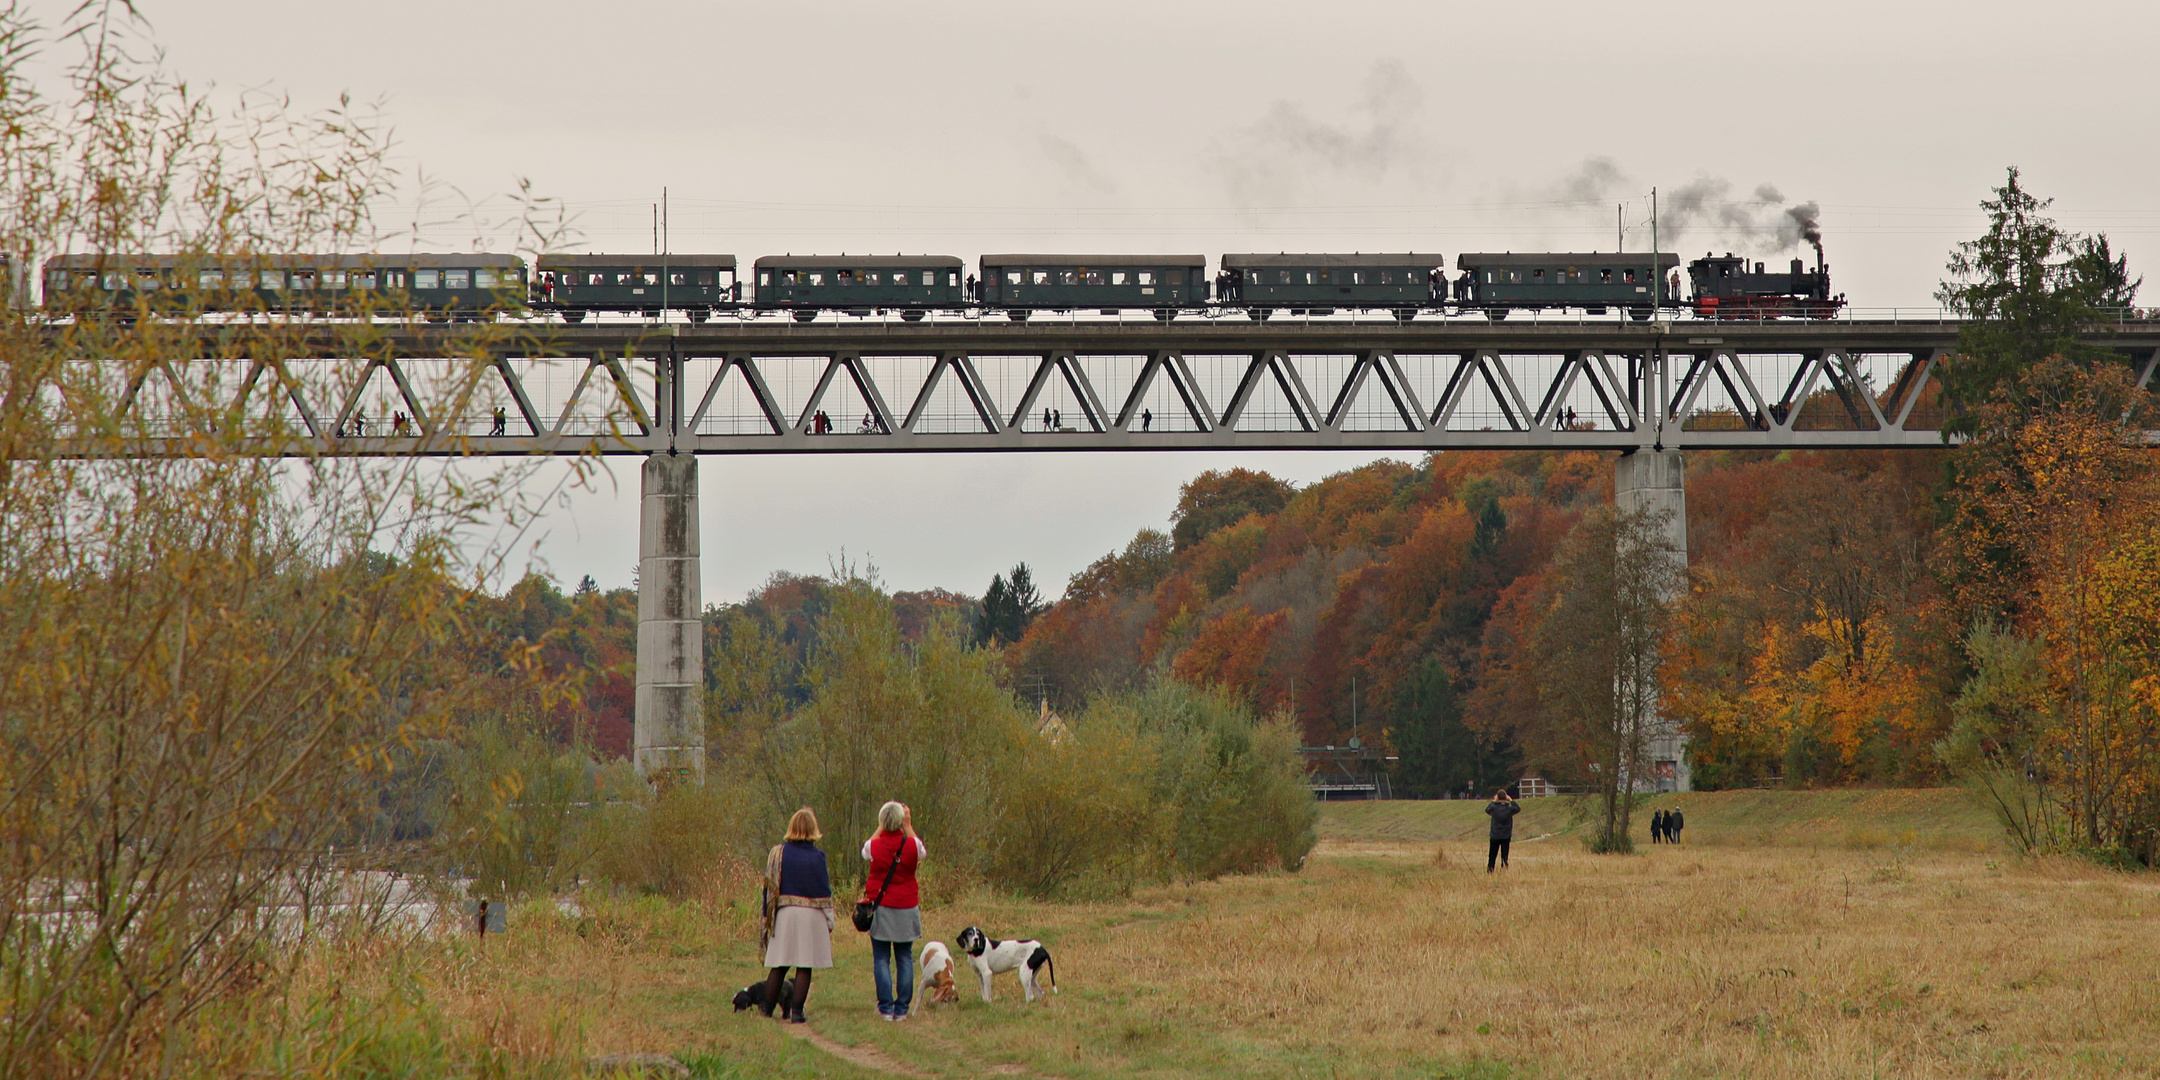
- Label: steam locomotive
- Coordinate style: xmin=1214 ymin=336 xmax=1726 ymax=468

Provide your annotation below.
xmin=32 ymin=245 xmax=1844 ymax=322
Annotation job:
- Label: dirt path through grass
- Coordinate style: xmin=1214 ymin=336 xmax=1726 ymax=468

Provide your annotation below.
xmin=782 ymin=1024 xmax=934 ymax=1078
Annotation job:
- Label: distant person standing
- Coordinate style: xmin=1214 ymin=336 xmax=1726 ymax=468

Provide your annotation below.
xmin=1669 ymin=807 xmax=1685 ymax=844
xmin=1649 ymin=809 xmax=1665 ymax=844
xmin=1485 ymin=789 xmax=1519 ymax=872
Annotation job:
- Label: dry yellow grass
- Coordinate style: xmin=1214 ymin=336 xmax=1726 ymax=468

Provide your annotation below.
xmin=354 ymin=827 xmax=2160 ymax=1080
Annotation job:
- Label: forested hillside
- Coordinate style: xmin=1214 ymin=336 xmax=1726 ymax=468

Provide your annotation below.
xmin=1004 ymin=446 xmax=1954 ymax=797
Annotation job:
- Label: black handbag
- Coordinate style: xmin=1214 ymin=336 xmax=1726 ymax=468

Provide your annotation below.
xmin=853 ymin=835 xmax=905 ymax=933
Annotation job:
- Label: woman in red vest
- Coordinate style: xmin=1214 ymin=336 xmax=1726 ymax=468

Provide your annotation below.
xmin=859 ymin=800 xmax=925 ymax=1020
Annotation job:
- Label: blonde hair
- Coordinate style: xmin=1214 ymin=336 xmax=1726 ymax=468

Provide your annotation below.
xmin=785 ymin=807 xmax=822 ymax=842
xmin=877 ymin=801 xmax=907 ymax=833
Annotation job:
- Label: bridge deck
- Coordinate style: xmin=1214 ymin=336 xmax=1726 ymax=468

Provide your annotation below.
xmin=35 ymin=319 xmax=2160 ymax=457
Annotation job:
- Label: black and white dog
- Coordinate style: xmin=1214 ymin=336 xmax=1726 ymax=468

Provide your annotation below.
xmin=730 ymin=978 xmax=800 ymax=1015
xmin=955 ymin=926 xmax=1057 ymax=1003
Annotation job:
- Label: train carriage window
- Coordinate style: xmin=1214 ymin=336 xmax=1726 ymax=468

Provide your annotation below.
xmin=199 ymin=270 xmax=223 ymax=289
xmin=1303 ymin=271 xmax=1317 ymax=285
xmin=863 ymin=271 xmax=881 ymax=285
xmin=1137 ymin=271 xmax=1155 ymax=285
xmin=1006 ymin=270 xmax=1023 ymax=285
xmin=386 ymin=270 xmax=405 ymax=288
xmin=1058 ymin=270 xmax=1077 ymax=285
xmin=414 ymin=269 xmax=439 ymax=290
xmin=1532 ymin=269 xmax=1545 ymax=283
xmin=670 ymin=272 xmax=689 ymax=286
xmin=136 ymin=270 xmax=163 ymax=291
xmin=289 ymin=270 xmax=314 ymax=290
xmin=1601 ymin=269 xmax=1613 ymax=283
xmin=837 ymin=270 xmax=854 ymax=286
xmin=1166 ymin=269 xmax=1185 ymax=286
xmin=445 ymin=270 xmax=470 ymax=289
xmin=1624 ymin=269 xmax=1637 ymax=283
xmin=698 ymin=271 xmax=716 ymax=286
xmin=1111 ymin=271 xmax=1128 ymax=285
xmin=807 ymin=271 xmax=824 ymax=286
xmin=473 ymin=269 xmax=498 ymax=289
xmin=760 ymin=270 xmax=773 ymax=286
xmin=324 ymin=270 xmax=349 ymax=288
xmin=945 ymin=271 xmax=957 ymax=287
xmin=923 ymin=271 xmax=937 ymax=286
xmin=1351 ymin=271 xmax=1364 ymax=285
xmin=353 ymin=272 xmax=376 ymax=290
xmin=1508 ymin=270 xmax=1521 ymax=283
xmin=1277 ymin=270 xmax=1292 ymax=284
xmin=641 ymin=271 xmax=658 ymax=286
xmin=262 ymin=270 xmax=287 ymax=289
xmin=1084 ymin=271 xmax=1104 ymax=285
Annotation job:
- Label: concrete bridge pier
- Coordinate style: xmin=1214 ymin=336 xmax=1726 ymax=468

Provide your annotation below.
xmin=1615 ymin=448 xmax=1691 ymax=792
xmin=635 ymin=452 xmax=704 ymax=783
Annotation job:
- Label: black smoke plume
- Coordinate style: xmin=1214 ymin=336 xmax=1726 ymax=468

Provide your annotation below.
xmin=1544 ymin=159 xmax=1826 ymax=259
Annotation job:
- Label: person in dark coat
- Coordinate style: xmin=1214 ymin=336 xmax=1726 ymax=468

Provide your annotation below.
xmin=1668 ymin=807 xmax=1684 ymax=844
xmin=1650 ymin=809 xmax=1666 ymax=843
xmin=1485 ymin=789 xmax=1520 ymax=872
xmin=761 ymin=808 xmax=835 ymax=1023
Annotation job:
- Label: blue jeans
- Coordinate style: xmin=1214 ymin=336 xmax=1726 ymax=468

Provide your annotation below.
xmin=871 ymin=938 xmax=915 ymax=1016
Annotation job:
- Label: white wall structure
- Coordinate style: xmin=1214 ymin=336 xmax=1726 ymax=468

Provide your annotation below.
xmin=1614 ymin=447 xmax=1690 ymax=792
xmin=635 ymin=452 xmax=704 ymax=782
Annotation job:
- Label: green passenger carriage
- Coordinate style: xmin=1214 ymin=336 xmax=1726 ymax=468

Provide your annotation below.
xmin=751 ymin=255 xmax=964 ymax=321
xmin=537 ymin=254 xmax=736 ymax=323
xmin=40 ymin=253 xmax=526 ymax=320
xmin=1452 ymin=252 xmax=1680 ymax=320
xmin=977 ymin=254 xmax=1205 ymax=319
xmin=1221 ymin=253 xmax=1444 ymax=319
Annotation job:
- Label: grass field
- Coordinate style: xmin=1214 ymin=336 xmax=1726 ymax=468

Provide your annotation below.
xmin=377 ymin=789 xmax=2160 ymax=1079
xmin=1321 ymin=787 xmax=2006 ymax=853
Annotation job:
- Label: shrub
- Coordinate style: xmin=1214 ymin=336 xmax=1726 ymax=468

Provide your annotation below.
xmin=706 ymin=576 xmax=1319 ymax=900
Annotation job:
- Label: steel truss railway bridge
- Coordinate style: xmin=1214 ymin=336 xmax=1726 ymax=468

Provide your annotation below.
xmin=65 ymin=317 xmax=2160 ymax=786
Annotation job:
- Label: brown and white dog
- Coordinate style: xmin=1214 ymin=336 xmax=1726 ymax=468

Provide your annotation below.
xmin=915 ymin=940 xmax=960 ymax=1012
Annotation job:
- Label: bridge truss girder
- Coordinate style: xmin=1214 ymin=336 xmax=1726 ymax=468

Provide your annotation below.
xmin=47 ymin=323 xmax=2160 ymax=458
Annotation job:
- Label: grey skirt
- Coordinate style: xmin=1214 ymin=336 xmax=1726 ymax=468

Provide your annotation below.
xmin=868 ymin=904 xmax=921 ymax=943
xmin=764 ymin=905 xmax=834 ymax=969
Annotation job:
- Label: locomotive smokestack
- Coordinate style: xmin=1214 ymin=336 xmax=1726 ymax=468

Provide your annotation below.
xmin=1786 ymin=202 xmax=1825 ymax=270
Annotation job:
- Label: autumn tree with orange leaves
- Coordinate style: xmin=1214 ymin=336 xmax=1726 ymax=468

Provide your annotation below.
xmin=1936 ymin=359 xmax=2160 ymax=863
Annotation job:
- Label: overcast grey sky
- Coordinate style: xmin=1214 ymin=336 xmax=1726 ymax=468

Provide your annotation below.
xmin=130 ymin=0 xmax=2160 ymax=602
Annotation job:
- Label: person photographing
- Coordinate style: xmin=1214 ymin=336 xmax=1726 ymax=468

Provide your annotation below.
xmin=859 ymin=801 xmax=926 ymax=1021
xmin=1485 ymin=789 xmax=1520 ymax=873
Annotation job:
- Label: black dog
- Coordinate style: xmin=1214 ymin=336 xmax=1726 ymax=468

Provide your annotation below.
xmin=731 ymin=978 xmax=801 ymax=1015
